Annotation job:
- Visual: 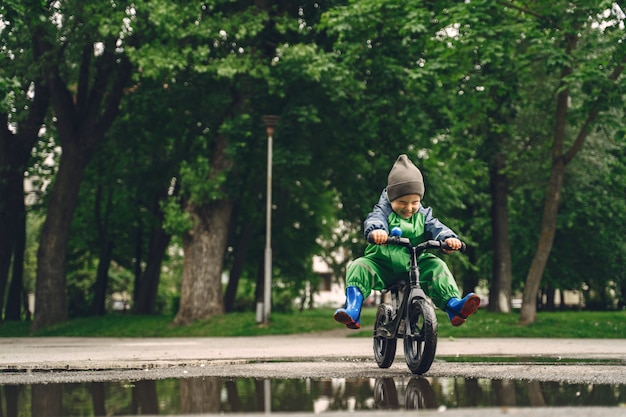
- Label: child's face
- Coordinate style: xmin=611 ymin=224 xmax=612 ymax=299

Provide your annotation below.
xmin=391 ymin=194 xmax=421 ymax=219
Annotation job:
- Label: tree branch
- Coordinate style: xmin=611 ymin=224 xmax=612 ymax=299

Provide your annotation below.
xmin=34 ymin=31 xmax=77 ymax=145
xmin=496 ymin=0 xmax=561 ymax=30
xmin=94 ymin=53 xmax=133 ymax=137
xmin=563 ymin=58 xmax=625 ymax=164
xmin=76 ymin=44 xmax=92 ymax=112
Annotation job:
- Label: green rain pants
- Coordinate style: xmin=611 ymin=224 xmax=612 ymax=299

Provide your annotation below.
xmin=345 ymin=252 xmax=460 ymax=310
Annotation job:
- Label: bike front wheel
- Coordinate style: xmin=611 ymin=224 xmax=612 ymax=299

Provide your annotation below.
xmin=403 ymin=297 xmax=438 ymax=374
xmin=404 ymin=377 xmax=438 ymax=410
xmin=373 ymin=303 xmax=397 ymax=368
xmin=373 ymin=378 xmax=399 ymax=409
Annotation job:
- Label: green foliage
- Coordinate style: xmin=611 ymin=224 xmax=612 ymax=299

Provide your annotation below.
xmin=71 ymin=0 xmax=626 ymax=315
xmin=161 ymin=197 xmax=192 ymax=235
xmin=423 ymin=0 xmax=626 ymax=301
xmin=0 ymin=75 xmax=20 ymax=113
xmin=3 ymin=0 xmax=625 ymax=325
xmin=22 ymin=213 xmax=44 ymax=295
xmin=180 ymin=157 xmax=229 ymax=203
xmin=546 ymin=131 xmax=626 ymax=300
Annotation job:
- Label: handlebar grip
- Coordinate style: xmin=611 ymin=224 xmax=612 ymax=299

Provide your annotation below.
xmin=441 ymin=241 xmax=467 ymax=253
xmin=366 ymin=232 xmax=409 ymax=246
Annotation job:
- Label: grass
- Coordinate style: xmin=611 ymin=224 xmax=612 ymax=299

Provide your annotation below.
xmin=433 ymin=308 xmax=626 ymax=339
xmin=0 ymin=308 xmax=625 ymax=338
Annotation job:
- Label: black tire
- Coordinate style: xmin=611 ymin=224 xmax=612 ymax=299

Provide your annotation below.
xmin=373 ymin=378 xmax=399 ymax=409
xmin=403 ymin=297 xmax=438 ymax=374
xmin=404 ymin=378 xmax=438 ymax=410
xmin=373 ymin=304 xmax=397 ymax=368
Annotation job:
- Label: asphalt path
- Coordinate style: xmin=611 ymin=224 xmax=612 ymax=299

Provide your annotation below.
xmin=1 ymin=332 xmax=626 ymax=385
xmin=2 ymin=333 xmax=626 ymax=417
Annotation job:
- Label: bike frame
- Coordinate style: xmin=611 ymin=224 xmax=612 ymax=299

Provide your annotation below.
xmin=372 ymin=236 xmax=464 ymax=374
xmin=374 ymin=238 xmax=434 ymax=341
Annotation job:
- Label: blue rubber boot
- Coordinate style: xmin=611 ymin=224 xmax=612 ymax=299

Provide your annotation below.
xmin=333 ymin=286 xmax=363 ymax=329
xmin=446 ymin=293 xmax=481 ymax=326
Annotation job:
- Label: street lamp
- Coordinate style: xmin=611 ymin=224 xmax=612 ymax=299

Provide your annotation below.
xmin=262 ymin=115 xmax=279 ymax=326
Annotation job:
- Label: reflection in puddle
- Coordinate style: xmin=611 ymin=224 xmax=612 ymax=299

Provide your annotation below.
xmin=1 ymin=376 xmax=625 ymax=415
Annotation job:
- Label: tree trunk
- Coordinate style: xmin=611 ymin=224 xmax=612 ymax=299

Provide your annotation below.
xmin=0 ymin=160 xmax=24 ymax=318
xmin=92 ymin=185 xmax=114 ymax=315
xmin=132 ymin=216 xmax=144 ymax=309
xmin=31 ymin=31 xmax=132 ymax=330
xmin=133 ymin=225 xmax=171 ymax=314
xmin=4 ymin=385 xmax=20 ymax=417
xmin=180 ymin=377 xmax=221 ymax=414
xmin=518 ymin=27 xmax=624 ymax=324
xmin=33 ymin=147 xmax=89 ymax=328
xmin=91 ymin=383 xmax=106 ymax=416
xmin=173 ymin=199 xmax=233 ymax=325
xmin=493 ymin=380 xmax=516 ymax=407
xmin=488 ymin=151 xmax=512 ymax=313
xmin=92 ymin=240 xmax=114 ymax=315
xmin=527 ymin=381 xmax=546 ymax=406
xmin=224 ymin=380 xmax=242 ymax=411
xmin=173 ymin=133 xmax=234 ymax=326
xmin=4 ymin=192 xmax=26 ymax=320
xmin=31 ymin=384 xmax=62 ymax=417
xmin=133 ymin=187 xmax=172 ymax=315
xmin=519 ymin=43 xmax=572 ymax=324
xmin=520 ymin=142 xmax=567 ymax=324
xmin=0 ymin=77 xmax=48 ymax=319
xmin=545 ymin=287 xmax=556 ymax=311
xmin=131 ymin=380 xmax=159 ymax=415
xmin=224 ymin=217 xmax=254 ymax=312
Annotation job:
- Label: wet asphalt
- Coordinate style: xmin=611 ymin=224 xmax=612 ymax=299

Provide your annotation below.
xmin=1 ymin=332 xmax=625 ymax=416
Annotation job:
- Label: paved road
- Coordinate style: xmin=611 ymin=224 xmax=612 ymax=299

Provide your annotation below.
xmin=2 ymin=334 xmax=625 ymax=417
xmin=1 ymin=334 xmax=625 ymax=384
xmin=3 ymin=333 xmax=626 ymax=367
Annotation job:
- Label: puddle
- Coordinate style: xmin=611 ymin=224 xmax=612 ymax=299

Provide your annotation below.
xmin=1 ymin=376 xmax=625 ymax=415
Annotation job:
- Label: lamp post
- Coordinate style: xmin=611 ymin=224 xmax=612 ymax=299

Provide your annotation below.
xmin=262 ymin=115 xmax=279 ymax=326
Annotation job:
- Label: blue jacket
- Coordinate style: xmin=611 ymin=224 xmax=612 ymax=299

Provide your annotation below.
xmin=363 ymin=189 xmax=458 ymax=241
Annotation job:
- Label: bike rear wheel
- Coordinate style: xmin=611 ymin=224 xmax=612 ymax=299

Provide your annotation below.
xmin=373 ymin=378 xmax=399 ymax=409
xmin=373 ymin=304 xmax=397 ymax=368
xmin=403 ymin=297 xmax=438 ymax=374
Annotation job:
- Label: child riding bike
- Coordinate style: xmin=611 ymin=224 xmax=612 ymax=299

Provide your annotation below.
xmin=334 ymin=154 xmax=480 ymax=329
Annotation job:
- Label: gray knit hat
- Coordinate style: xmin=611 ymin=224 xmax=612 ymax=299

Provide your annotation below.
xmin=386 ymin=154 xmax=425 ymax=201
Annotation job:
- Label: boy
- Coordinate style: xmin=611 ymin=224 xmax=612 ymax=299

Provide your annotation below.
xmin=334 ymin=154 xmax=480 ymax=329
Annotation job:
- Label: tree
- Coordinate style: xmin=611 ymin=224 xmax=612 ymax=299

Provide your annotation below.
xmin=519 ymin=1 xmax=625 ymax=324
xmin=67 ymin=75 xmax=186 ymax=316
xmin=6 ymin=0 xmax=620 ymax=327
xmin=317 ymin=0 xmax=486 ymax=298
xmin=430 ymin=0 xmax=528 ymax=312
xmin=0 ymin=2 xmax=50 ymax=320
xmin=131 ymin=1 xmax=366 ymax=324
xmin=30 ymin=1 xmax=133 ymax=329
xmin=546 ymin=131 xmax=626 ymax=309
xmin=428 ymin=0 xmax=625 ymax=319
xmin=134 ymin=2 xmax=274 ymax=325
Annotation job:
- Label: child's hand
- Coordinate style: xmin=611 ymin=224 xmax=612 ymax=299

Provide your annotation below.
xmin=369 ymin=229 xmax=388 ymax=244
xmin=443 ymin=237 xmax=462 ymax=253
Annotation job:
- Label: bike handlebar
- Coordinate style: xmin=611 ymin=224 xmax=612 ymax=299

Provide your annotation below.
xmin=367 ymin=234 xmax=467 ymax=253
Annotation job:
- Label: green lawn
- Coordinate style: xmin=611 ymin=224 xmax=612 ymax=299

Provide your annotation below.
xmin=1 ymin=308 xmax=625 ymax=338
xmin=437 ymin=308 xmax=626 ymax=338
